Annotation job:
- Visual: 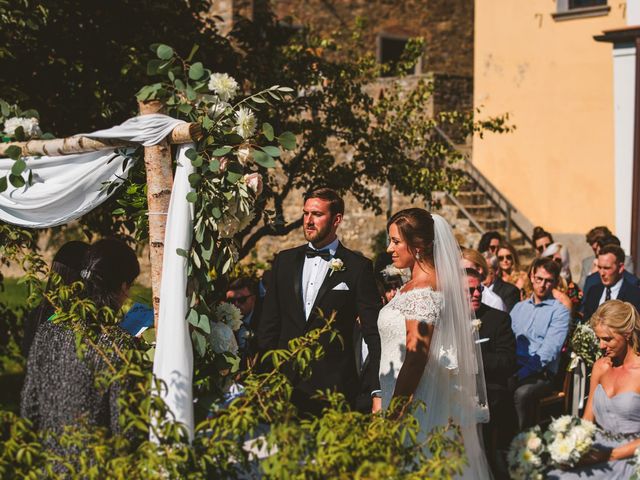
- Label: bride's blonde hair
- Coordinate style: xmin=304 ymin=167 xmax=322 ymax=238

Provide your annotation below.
xmin=591 ymin=300 xmax=640 ymax=354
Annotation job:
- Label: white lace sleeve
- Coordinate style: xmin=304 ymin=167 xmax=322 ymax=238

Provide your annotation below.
xmin=392 ymin=288 xmax=442 ymax=325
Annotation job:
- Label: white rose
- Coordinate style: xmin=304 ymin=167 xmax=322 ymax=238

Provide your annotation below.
xmin=219 ymin=157 xmax=229 ymax=172
xmin=215 ymin=302 xmax=243 ymax=331
xmin=4 ymin=116 xmax=42 ymax=138
xmin=526 ymin=435 xmax=542 ymax=452
xmin=548 ymin=437 xmax=574 ymax=464
xmin=209 ymin=321 xmax=238 ymax=354
xmin=549 ymin=415 xmax=572 ymax=434
xmin=236 ymin=145 xmax=252 ymax=166
xmin=234 ymin=106 xmax=257 ymax=139
xmin=208 ymin=73 xmax=239 ymax=102
xmin=471 ymin=319 xmax=482 ymax=332
xmin=209 ymin=99 xmax=230 ymax=118
xmin=243 ymin=173 xmax=263 ymax=196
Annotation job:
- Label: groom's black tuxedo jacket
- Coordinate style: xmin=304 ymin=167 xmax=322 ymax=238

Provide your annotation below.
xmin=257 ymin=242 xmax=382 ymax=410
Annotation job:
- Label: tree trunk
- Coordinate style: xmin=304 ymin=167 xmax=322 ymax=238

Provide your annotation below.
xmin=139 ymin=100 xmax=173 ymax=330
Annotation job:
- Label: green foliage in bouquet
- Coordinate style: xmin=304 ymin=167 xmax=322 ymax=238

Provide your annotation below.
xmin=569 ymin=323 xmax=601 ymax=370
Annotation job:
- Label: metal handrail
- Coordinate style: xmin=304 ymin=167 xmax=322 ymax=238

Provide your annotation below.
xmin=445 ymin=192 xmax=486 ymax=234
xmin=433 ymin=125 xmax=533 ymax=246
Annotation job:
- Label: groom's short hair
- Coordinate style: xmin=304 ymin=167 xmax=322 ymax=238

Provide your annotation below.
xmin=304 ymin=187 xmax=344 ymax=216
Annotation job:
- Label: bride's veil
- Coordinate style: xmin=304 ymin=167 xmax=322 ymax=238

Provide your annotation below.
xmin=423 ymin=214 xmax=491 ymax=475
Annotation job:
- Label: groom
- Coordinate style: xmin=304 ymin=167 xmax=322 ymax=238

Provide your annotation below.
xmin=257 ymin=187 xmax=382 ymax=416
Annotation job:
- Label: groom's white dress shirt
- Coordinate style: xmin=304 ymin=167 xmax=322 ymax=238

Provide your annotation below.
xmin=302 ymin=237 xmax=339 ymax=320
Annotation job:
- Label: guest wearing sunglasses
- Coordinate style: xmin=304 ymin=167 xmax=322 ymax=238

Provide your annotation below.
xmin=226 ymin=276 xmax=261 ymax=368
xmin=462 ymin=248 xmax=508 ymax=312
xmin=478 ymin=231 xmax=503 ymax=256
xmin=510 ymin=258 xmax=570 ymax=430
xmin=532 ymin=226 xmax=553 ymax=258
xmin=497 ymin=242 xmax=530 ymax=300
xmin=466 ymin=268 xmax=516 ymax=478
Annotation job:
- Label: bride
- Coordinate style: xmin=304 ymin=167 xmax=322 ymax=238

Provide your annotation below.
xmin=377 ymin=208 xmax=491 ymax=479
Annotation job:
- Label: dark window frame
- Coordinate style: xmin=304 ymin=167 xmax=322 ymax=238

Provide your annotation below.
xmin=552 ymin=0 xmax=610 ymax=21
xmin=376 ymin=33 xmax=421 ymax=77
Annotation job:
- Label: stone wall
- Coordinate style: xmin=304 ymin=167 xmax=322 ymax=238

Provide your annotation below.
xmin=269 ymin=0 xmax=474 ymax=77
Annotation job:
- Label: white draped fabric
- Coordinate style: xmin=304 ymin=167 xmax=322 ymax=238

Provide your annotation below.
xmin=0 ymin=114 xmax=195 ymax=439
xmin=153 ymin=143 xmax=195 ymax=440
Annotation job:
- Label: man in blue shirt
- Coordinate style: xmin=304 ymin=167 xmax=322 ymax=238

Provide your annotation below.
xmin=511 ymin=257 xmax=570 ymax=429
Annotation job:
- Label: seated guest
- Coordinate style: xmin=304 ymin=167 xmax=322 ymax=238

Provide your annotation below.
xmin=486 ymin=254 xmax=520 ymax=312
xmin=226 ymin=276 xmax=261 ymax=368
xmin=583 ymin=234 xmax=639 ymax=296
xmin=510 ymin=257 xmax=570 ymax=430
xmin=547 ymin=301 xmax=640 ymax=479
xmin=462 ymin=248 xmax=507 ymax=311
xmin=532 ymin=226 xmax=554 ymax=258
xmin=478 ymin=231 xmax=503 ymax=256
xmin=21 ymin=240 xmax=90 ymax=358
xmin=579 ymin=226 xmax=612 ymax=289
xmin=582 ymin=244 xmax=640 ymax=323
xmin=466 ymin=268 xmax=517 ymax=475
xmin=541 ymin=242 xmax=582 ymax=317
xmin=497 ymin=242 xmax=530 ymax=299
xmin=21 ymin=238 xmax=141 ymax=468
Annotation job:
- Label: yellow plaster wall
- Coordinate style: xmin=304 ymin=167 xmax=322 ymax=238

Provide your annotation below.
xmin=473 ymin=0 xmax=627 ymax=234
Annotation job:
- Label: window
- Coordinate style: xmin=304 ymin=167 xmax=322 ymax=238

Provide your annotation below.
xmin=568 ymin=0 xmax=606 ymax=8
xmin=376 ymin=34 xmax=420 ymax=77
xmin=553 ymin=0 xmax=610 ymax=20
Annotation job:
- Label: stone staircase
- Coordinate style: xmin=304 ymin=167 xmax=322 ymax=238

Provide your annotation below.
xmin=451 ymin=179 xmax=535 ymax=263
xmin=431 ymin=127 xmax=536 ymax=265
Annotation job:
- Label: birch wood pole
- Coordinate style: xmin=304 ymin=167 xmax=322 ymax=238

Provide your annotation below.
xmin=0 ymin=122 xmax=201 ymax=157
xmin=139 ymin=100 xmax=173 ymax=330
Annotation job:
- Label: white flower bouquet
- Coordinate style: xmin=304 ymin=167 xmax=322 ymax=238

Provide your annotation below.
xmin=569 ymin=323 xmax=601 ymax=370
xmin=507 ymin=426 xmax=545 ymax=479
xmin=508 ymin=416 xmax=598 ymax=477
xmin=630 ymin=446 xmax=640 ymax=480
xmin=545 ymin=415 xmax=597 ymax=468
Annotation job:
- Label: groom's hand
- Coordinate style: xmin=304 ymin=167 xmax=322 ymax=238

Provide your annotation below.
xmin=371 ymin=396 xmax=381 ymax=414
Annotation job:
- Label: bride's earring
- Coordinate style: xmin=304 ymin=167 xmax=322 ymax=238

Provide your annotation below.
xmin=415 ymin=251 xmax=422 ymax=261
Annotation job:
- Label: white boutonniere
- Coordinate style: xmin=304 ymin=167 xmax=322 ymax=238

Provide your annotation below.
xmin=471 ymin=319 xmax=482 ymax=332
xmin=329 ymin=258 xmax=345 ymax=276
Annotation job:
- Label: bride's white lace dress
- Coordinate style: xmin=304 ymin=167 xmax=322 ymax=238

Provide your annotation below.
xmin=378 ymin=287 xmax=491 ymax=479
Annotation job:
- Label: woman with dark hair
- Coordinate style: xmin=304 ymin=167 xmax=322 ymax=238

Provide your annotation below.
xmin=379 ymin=208 xmax=491 ymax=478
xmin=497 ymin=241 xmax=530 ymax=299
xmin=21 ymin=238 xmax=141 ymax=466
xmin=532 ymin=226 xmax=554 ymax=257
xmin=478 ymin=230 xmax=503 ymax=256
xmin=21 ymin=241 xmax=90 ymax=357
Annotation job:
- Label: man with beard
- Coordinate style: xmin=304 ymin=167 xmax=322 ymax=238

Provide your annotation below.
xmin=257 ymin=188 xmax=382 ymax=416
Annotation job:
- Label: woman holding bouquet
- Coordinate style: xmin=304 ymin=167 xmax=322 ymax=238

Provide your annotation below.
xmin=548 ymin=300 xmax=640 ymax=478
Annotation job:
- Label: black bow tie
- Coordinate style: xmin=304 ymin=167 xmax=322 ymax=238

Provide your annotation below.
xmin=305 ymin=247 xmax=332 ymax=259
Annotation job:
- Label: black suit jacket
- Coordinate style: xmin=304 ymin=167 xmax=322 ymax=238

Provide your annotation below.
xmin=491 ymin=277 xmax=520 ymax=313
xmin=582 ymin=278 xmax=640 ymax=322
xmin=257 ymin=242 xmax=382 ymax=409
xmin=476 ymin=303 xmax=517 ymax=388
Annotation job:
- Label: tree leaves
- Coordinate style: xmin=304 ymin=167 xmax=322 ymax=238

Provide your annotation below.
xmin=156 ymin=44 xmax=174 ymax=60
xmin=277 ymin=132 xmax=296 ymax=151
